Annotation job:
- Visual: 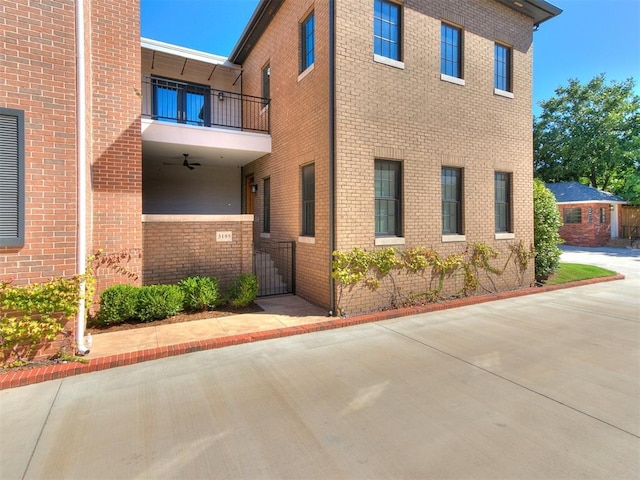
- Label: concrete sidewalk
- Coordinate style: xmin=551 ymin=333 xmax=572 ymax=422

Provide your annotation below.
xmin=1 ymin=247 xmax=638 ymax=479
xmin=87 ymin=295 xmax=329 ymax=358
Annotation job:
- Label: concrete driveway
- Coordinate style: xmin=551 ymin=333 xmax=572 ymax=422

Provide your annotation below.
xmin=1 ymin=248 xmax=639 ymax=479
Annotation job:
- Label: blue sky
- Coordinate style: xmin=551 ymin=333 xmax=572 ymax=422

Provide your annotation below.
xmin=141 ymin=0 xmax=639 ymax=115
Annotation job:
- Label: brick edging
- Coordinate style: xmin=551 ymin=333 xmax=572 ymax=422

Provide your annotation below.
xmin=0 ymin=273 xmax=625 ymax=390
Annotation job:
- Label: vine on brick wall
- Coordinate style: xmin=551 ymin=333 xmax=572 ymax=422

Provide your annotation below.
xmin=0 ymin=248 xmax=141 ymax=367
xmin=332 ymin=242 xmax=533 ymax=317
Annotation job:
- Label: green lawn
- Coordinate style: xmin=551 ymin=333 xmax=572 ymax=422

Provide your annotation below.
xmin=544 ymin=263 xmax=617 ymax=285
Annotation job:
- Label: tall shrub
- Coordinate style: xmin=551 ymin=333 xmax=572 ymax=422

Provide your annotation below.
xmin=533 ymin=178 xmax=563 ymax=281
xmin=179 ymin=276 xmax=220 ymax=311
xmin=228 ymin=274 xmax=258 ymax=308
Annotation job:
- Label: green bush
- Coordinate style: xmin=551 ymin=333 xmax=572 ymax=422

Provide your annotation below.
xmin=95 ymin=284 xmax=139 ymax=326
xmin=137 ymin=285 xmax=184 ymax=322
xmin=227 ymin=274 xmax=258 ymax=308
xmin=533 ymin=178 xmax=563 ymax=281
xmin=179 ymin=276 xmax=220 ymax=311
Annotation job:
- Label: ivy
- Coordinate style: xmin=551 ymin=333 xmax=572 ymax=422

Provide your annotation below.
xmin=332 ymin=242 xmax=533 ymax=316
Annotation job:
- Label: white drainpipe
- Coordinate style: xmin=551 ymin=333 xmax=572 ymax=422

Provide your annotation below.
xmin=76 ymin=0 xmax=90 ymax=355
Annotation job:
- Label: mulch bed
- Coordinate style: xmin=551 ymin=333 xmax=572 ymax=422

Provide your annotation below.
xmin=1 ymin=303 xmax=263 ymax=374
xmin=86 ymin=303 xmax=263 ymax=334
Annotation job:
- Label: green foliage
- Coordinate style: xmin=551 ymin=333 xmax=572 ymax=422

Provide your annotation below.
xmin=332 ymin=243 xmax=528 ymax=315
xmin=0 ymin=277 xmax=83 ymax=365
xmin=179 ymin=276 xmax=221 ymax=311
xmin=545 ymin=263 xmax=616 ymax=285
xmin=533 ymin=179 xmax=563 ymax=280
xmin=227 ymin=274 xmax=258 ymax=308
xmin=95 ymin=284 xmax=139 ymax=326
xmin=136 ymin=285 xmax=184 ymax=322
xmin=534 ymin=74 xmax=640 ymax=196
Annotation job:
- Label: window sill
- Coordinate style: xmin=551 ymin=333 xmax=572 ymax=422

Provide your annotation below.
xmin=442 ymin=234 xmax=466 ymax=243
xmin=260 ymin=232 xmax=271 ymax=239
xmin=375 ymin=236 xmax=405 ymax=246
xmin=440 ymin=74 xmax=465 ymax=86
xmin=495 ymin=232 xmax=515 ymax=240
xmin=374 ymin=54 xmax=405 ymax=70
xmin=494 ymin=88 xmax=514 ymax=99
xmin=298 ymin=64 xmax=314 ymax=82
xmin=298 ymin=236 xmax=315 ymax=244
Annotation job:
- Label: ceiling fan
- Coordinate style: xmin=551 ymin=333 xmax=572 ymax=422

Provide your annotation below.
xmin=163 ymin=153 xmax=201 ymax=170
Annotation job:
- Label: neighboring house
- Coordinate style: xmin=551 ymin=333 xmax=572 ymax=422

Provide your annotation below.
xmin=1 ymin=0 xmax=561 ymax=349
xmin=546 ymin=182 xmax=627 ymax=247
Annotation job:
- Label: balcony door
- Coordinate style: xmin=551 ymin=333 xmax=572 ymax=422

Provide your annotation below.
xmin=152 ymin=77 xmax=211 ymax=127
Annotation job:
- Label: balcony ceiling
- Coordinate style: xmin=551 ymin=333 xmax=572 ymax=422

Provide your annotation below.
xmin=142 ymin=119 xmax=271 ymax=168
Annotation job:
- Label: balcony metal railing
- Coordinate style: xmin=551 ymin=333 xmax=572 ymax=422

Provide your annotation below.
xmin=141 ymin=75 xmax=270 ymax=133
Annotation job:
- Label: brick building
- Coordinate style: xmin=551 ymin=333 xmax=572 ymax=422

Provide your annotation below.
xmin=1 ymin=0 xmax=560 ymax=352
xmin=234 ymin=0 xmax=561 ymax=313
xmin=546 ymin=182 xmax=628 ymax=247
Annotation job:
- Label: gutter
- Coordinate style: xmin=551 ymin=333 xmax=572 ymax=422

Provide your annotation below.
xmin=75 ymin=0 xmax=90 ymax=355
xmin=328 ymin=0 xmax=336 ymax=316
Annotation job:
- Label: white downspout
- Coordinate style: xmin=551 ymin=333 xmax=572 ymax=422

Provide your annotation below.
xmin=76 ymin=0 xmax=90 ymax=355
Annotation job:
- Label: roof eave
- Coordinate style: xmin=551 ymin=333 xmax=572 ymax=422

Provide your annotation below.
xmin=229 ymin=0 xmax=285 ymax=64
xmin=494 ymin=0 xmax=562 ymax=26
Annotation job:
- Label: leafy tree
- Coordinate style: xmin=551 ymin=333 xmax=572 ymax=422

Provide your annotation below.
xmin=534 ymin=74 xmax=640 ymax=198
xmin=533 ymin=179 xmax=563 ymax=281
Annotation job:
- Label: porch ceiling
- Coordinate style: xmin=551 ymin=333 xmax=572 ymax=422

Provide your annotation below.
xmin=142 ymin=119 xmax=271 ymax=167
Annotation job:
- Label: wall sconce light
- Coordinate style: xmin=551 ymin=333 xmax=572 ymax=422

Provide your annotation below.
xmin=251 ymin=184 xmax=258 ymax=193
xmin=218 ymin=91 xmax=224 ymax=101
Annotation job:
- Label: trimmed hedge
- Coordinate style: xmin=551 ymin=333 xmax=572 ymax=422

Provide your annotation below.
xmin=95 ymin=273 xmax=259 ymax=325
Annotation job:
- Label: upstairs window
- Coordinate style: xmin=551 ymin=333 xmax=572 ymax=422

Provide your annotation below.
xmin=300 ymin=12 xmax=315 ymax=72
xmin=441 ymin=23 xmax=462 ymax=78
xmin=494 ymin=43 xmax=512 ymax=92
xmin=375 ymin=160 xmax=402 ymax=237
xmin=374 ymin=0 xmax=401 ymax=61
xmin=0 ymin=108 xmax=25 ymax=247
xmin=151 ymin=77 xmax=210 ymax=126
xmin=262 ymin=63 xmax=270 ymax=108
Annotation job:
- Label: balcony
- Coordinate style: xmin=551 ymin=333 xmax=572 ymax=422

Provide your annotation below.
xmin=141 ymin=75 xmax=271 ymax=172
xmin=141 ymin=75 xmax=269 ymax=133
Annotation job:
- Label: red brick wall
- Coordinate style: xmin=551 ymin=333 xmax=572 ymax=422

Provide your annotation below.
xmin=0 ymin=0 xmax=78 ymax=284
xmin=89 ymin=0 xmax=143 ymax=290
xmin=558 ymin=203 xmax=611 ymax=247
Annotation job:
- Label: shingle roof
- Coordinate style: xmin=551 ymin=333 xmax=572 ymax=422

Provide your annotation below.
xmin=545 ymin=181 xmax=626 ymax=203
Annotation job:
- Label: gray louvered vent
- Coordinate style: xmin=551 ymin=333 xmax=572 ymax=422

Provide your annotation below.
xmin=0 ymin=109 xmax=24 ymax=246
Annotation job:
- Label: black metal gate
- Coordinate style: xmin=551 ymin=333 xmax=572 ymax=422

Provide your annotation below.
xmin=254 ymin=241 xmax=295 ymax=296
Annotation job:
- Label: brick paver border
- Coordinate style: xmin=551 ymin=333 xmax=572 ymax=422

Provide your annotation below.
xmin=0 ymin=274 xmax=624 ymax=390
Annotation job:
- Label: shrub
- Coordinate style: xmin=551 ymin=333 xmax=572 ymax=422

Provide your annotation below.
xmin=227 ymin=274 xmax=258 ymax=308
xmin=179 ymin=276 xmax=220 ymax=311
xmin=95 ymin=284 xmax=139 ymax=326
xmin=136 ymin=284 xmax=184 ymax=322
xmin=533 ymin=178 xmax=563 ymax=281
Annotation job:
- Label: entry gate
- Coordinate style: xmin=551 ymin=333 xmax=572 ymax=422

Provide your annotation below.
xmin=254 ymin=241 xmax=295 ymax=296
